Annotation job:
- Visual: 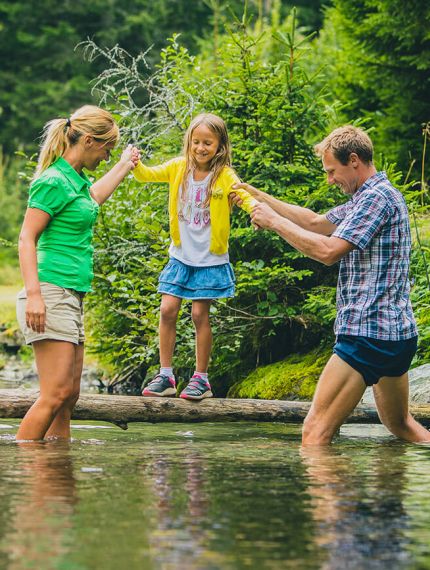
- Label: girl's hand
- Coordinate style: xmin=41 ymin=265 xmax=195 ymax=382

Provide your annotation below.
xmin=229 ymin=192 xmax=243 ymax=208
xmin=120 ymin=145 xmax=141 ymax=171
xmin=230 ymin=182 xmax=260 ymax=209
xmin=25 ymin=293 xmax=46 ymax=333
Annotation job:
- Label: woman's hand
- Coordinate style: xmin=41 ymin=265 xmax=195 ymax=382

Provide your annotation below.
xmin=120 ymin=145 xmax=141 ymax=172
xmin=26 ymin=293 xmax=46 ymax=333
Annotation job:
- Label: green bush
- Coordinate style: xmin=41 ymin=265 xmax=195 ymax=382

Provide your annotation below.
xmin=84 ymin=8 xmax=430 ymax=396
xmin=83 ymin=12 xmax=340 ymax=394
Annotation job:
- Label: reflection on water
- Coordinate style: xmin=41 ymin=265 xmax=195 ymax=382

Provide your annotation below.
xmin=0 ymin=421 xmax=430 ymax=569
xmin=0 ymin=441 xmax=76 ymax=570
xmin=301 ymin=444 xmax=411 ymax=570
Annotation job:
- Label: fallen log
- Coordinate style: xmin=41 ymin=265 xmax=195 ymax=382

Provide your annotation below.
xmin=1 ymin=389 xmax=430 ymax=430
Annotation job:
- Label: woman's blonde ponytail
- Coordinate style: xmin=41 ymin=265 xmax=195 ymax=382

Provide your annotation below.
xmin=34 ymin=119 xmax=70 ymax=179
xmin=33 ymin=105 xmax=119 ymax=180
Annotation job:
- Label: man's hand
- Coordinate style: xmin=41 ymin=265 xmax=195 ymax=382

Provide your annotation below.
xmin=233 ymin=182 xmax=259 ymax=196
xmin=230 ymin=182 xmax=260 ymax=209
xmin=228 ymin=191 xmax=242 ymax=208
xmin=251 ymin=202 xmax=279 ymax=230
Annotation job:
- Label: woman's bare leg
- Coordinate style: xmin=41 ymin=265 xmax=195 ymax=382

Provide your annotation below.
xmin=16 ymin=340 xmax=77 ymax=441
xmin=45 ymin=343 xmax=84 ymax=439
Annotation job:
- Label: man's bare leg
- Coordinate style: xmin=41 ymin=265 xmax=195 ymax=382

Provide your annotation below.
xmin=302 ymin=355 xmax=366 ymax=446
xmin=373 ymin=374 xmax=430 ymax=442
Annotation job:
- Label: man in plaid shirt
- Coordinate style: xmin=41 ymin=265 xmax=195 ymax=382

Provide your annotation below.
xmin=233 ymin=125 xmax=429 ymax=445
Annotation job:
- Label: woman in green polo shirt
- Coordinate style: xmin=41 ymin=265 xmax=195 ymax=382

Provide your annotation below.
xmin=16 ymin=105 xmax=139 ymax=441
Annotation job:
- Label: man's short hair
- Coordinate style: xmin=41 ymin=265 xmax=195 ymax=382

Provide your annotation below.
xmin=314 ymin=125 xmax=373 ymax=165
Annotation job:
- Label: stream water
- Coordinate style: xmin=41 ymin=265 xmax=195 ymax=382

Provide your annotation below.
xmin=1 ymin=420 xmax=430 ymax=569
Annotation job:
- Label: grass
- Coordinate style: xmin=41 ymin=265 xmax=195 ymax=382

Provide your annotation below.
xmin=0 ymin=284 xmax=21 ymax=327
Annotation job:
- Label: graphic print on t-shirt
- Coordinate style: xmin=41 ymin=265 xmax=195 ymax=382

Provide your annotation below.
xmin=169 ymin=172 xmax=229 ymax=267
xmin=178 ymin=179 xmax=211 ymax=228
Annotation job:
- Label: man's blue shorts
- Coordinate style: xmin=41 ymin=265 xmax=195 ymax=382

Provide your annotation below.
xmin=333 ymin=334 xmax=418 ymax=387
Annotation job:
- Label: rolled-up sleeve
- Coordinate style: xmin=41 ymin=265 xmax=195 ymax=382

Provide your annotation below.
xmin=326 ymin=202 xmax=349 ymax=226
xmin=332 ymin=191 xmax=392 ymax=250
xmin=28 ymin=177 xmax=70 ymax=217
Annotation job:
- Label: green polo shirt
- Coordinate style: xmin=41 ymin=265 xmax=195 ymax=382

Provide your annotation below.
xmin=28 ymin=157 xmax=99 ymax=292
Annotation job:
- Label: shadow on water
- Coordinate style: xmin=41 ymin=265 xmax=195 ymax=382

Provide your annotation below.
xmin=0 ymin=421 xmax=430 ymax=569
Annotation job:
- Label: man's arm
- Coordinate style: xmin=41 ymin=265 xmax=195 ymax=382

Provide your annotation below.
xmin=232 ymin=182 xmax=337 ymax=235
xmin=251 ymin=202 xmax=354 ymax=266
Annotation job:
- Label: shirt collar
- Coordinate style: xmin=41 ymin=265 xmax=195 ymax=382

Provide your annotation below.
xmin=352 ymin=171 xmax=387 ymax=201
xmin=53 ymin=157 xmax=91 ymax=192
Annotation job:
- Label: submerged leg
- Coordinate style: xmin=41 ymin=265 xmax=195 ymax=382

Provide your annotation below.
xmin=373 ymin=374 xmax=430 ymax=443
xmin=16 ymin=340 xmax=77 ymax=441
xmin=302 ymin=355 xmax=366 ymax=446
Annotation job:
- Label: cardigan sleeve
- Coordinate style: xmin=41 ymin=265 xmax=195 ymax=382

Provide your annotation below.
xmin=133 ymin=158 xmax=179 ymax=183
xmin=223 ymin=167 xmax=258 ymax=214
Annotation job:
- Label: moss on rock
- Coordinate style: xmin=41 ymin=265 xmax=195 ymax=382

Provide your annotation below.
xmin=228 ymin=346 xmax=332 ymax=400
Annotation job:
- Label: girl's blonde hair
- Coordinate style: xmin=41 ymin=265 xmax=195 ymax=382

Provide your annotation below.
xmin=182 ymin=113 xmax=232 ymax=206
xmin=34 ymin=105 xmax=120 ymax=179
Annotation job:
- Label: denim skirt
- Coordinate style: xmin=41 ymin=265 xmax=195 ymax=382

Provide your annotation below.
xmin=158 ymin=257 xmax=236 ymax=300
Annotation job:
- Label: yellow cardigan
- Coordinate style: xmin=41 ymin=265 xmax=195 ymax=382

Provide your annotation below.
xmin=133 ymin=157 xmax=257 ymax=255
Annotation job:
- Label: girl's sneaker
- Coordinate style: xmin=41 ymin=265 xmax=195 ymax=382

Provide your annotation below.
xmin=180 ymin=374 xmax=213 ymax=401
xmin=142 ymin=374 xmax=176 ymax=397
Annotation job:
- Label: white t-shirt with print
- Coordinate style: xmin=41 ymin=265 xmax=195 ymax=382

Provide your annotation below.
xmin=169 ymin=172 xmax=229 ymax=267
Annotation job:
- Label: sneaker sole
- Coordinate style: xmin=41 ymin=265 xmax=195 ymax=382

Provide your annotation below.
xmin=179 ymin=391 xmax=213 ymax=401
xmin=142 ymin=388 xmax=177 ymax=397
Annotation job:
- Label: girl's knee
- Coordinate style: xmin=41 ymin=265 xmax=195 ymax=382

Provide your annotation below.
xmin=160 ymin=302 xmax=180 ymax=323
xmin=191 ymin=307 xmax=210 ymax=328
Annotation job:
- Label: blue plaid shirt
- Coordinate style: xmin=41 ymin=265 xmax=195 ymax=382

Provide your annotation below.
xmin=326 ymin=171 xmax=417 ymax=340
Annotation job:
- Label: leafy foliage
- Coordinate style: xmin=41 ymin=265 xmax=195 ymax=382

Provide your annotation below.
xmin=85 ymin=12 xmax=341 ymax=394
xmin=0 ymin=0 xmax=270 ymax=154
xmin=309 ymin=0 xmax=430 ymax=176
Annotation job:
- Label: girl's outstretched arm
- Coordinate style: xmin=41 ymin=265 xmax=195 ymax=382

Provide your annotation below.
xmin=224 ymin=170 xmax=258 ymax=214
xmin=133 ymin=158 xmax=177 ymax=183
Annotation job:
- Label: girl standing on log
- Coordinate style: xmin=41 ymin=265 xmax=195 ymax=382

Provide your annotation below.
xmin=16 ymin=105 xmax=140 ymax=441
xmin=133 ymin=113 xmax=257 ymax=400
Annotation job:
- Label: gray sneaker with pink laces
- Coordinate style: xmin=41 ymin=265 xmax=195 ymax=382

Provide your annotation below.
xmin=179 ymin=374 xmax=213 ymax=401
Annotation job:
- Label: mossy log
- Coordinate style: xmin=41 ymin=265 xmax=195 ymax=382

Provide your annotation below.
xmin=1 ymin=389 xmax=430 ymax=430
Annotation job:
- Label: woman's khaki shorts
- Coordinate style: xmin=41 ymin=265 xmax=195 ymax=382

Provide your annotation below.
xmin=16 ymin=282 xmax=85 ymax=345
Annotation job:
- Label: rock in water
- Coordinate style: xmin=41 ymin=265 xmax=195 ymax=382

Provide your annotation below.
xmin=361 ymin=363 xmax=430 ymax=405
